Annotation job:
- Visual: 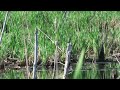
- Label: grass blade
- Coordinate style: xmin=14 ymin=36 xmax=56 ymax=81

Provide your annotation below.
xmin=73 ymin=47 xmax=86 ymax=79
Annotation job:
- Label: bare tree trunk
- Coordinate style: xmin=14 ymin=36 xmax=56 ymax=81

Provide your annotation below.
xmin=33 ymin=29 xmax=38 ymax=79
xmin=63 ymin=42 xmax=72 ymax=79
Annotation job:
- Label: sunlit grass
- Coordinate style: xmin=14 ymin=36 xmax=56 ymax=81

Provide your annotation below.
xmin=0 ymin=11 xmax=120 ymax=79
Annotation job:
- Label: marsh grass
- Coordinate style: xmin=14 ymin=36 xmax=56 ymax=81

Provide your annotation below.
xmin=0 ymin=11 xmax=120 ymax=79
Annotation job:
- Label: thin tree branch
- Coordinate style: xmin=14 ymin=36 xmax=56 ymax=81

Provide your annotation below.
xmin=0 ymin=11 xmax=9 ymax=44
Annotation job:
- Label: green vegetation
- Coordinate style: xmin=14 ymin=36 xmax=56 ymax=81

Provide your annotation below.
xmin=0 ymin=11 xmax=120 ymax=79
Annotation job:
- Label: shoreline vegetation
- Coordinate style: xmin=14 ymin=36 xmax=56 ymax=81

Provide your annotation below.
xmin=0 ymin=11 xmax=120 ymax=79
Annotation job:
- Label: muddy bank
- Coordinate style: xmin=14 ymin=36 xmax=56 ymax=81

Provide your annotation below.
xmin=0 ymin=56 xmax=118 ymax=71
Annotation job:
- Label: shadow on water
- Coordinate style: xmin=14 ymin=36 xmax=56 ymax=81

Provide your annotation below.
xmin=98 ymin=44 xmax=105 ymax=79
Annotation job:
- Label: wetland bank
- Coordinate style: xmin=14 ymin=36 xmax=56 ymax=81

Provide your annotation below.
xmin=0 ymin=11 xmax=120 ymax=79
